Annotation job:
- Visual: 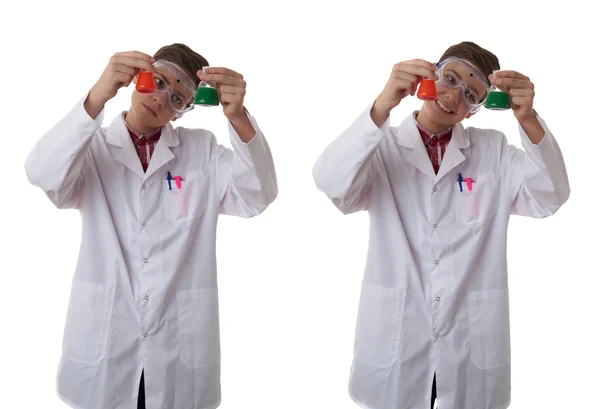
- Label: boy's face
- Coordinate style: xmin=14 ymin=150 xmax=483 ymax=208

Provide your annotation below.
xmin=420 ymin=60 xmax=489 ymax=129
xmin=130 ymin=64 xmax=196 ymax=130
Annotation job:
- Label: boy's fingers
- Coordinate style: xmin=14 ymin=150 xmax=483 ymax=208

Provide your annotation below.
xmin=393 ymin=71 xmax=419 ymax=84
xmin=118 ymin=51 xmax=155 ymax=64
xmin=113 ymin=64 xmax=137 ymax=76
xmin=495 ymin=78 xmax=532 ymax=89
xmin=392 ymin=79 xmax=415 ymax=93
xmin=509 ymin=88 xmax=534 ymax=97
xmin=397 ymin=65 xmax=438 ymax=80
xmin=201 ymin=74 xmax=246 ymax=87
xmin=404 ymin=59 xmax=438 ymax=71
xmin=495 ymin=70 xmax=529 ymax=80
xmin=113 ymin=56 xmax=155 ymax=72
xmin=202 ymin=67 xmax=242 ymax=78
xmin=114 ymin=72 xmax=135 ymax=87
xmin=511 ymin=96 xmax=530 ymax=106
xmin=220 ymin=93 xmax=241 ymax=104
xmin=219 ymin=85 xmax=245 ymax=95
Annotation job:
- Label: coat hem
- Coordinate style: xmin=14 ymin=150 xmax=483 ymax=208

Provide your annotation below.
xmin=56 ymin=389 xmax=222 ymax=409
xmin=56 ymin=389 xmax=84 ymax=409
xmin=495 ymin=399 xmax=511 ymax=409
xmin=349 ymin=391 xmax=511 ymax=409
xmin=348 ymin=391 xmax=378 ymax=409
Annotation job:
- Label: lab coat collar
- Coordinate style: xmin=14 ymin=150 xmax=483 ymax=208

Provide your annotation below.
xmin=106 ymin=113 xmax=180 ymax=180
xmin=397 ymin=112 xmax=470 ymax=182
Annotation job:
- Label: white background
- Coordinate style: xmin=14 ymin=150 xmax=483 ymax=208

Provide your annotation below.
xmin=1 ymin=1 xmax=597 ymax=408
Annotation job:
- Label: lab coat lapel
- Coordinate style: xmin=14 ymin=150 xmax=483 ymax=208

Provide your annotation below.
xmin=397 ymin=115 xmax=436 ymax=180
xmin=105 ymin=115 xmax=180 ymax=181
xmin=435 ymin=123 xmax=469 ymax=183
xmin=106 ymin=116 xmax=145 ymax=178
xmin=396 ymin=114 xmax=470 ymax=183
xmin=143 ymin=123 xmax=179 ymax=182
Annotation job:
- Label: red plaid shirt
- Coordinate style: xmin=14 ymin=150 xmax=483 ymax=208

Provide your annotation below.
xmin=414 ymin=113 xmax=452 ymax=175
xmin=124 ymin=117 xmax=161 ymax=172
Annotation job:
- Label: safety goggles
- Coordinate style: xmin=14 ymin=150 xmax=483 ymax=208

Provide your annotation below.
xmin=137 ymin=60 xmax=198 ymax=117
xmin=435 ymin=57 xmax=490 ymax=113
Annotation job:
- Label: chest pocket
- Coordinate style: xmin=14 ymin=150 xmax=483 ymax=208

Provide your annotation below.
xmin=454 ymin=171 xmax=499 ymax=224
xmin=163 ymin=168 xmax=210 ymax=222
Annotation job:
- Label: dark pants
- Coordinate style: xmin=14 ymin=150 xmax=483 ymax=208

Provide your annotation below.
xmin=137 ymin=370 xmax=145 ymax=409
xmin=431 ymin=372 xmax=437 ymax=409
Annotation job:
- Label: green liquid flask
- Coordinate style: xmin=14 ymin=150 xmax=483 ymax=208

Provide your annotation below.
xmin=194 ymin=67 xmax=219 ymax=106
xmin=485 ymin=70 xmax=511 ymax=110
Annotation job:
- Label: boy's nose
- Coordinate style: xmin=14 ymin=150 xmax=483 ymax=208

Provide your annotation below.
xmin=446 ymin=87 xmax=462 ymax=105
xmin=153 ymin=92 xmax=168 ymax=107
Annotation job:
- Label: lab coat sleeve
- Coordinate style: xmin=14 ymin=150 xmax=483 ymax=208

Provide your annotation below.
xmin=312 ymin=103 xmax=390 ymax=214
xmin=500 ymin=114 xmax=570 ymax=218
xmin=214 ymin=111 xmax=278 ymax=217
xmin=24 ymin=94 xmax=104 ymax=209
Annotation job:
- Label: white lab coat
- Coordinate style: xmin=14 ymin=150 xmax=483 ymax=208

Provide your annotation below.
xmin=313 ymin=104 xmax=569 ymax=409
xmin=25 ymin=95 xmax=278 ymax=409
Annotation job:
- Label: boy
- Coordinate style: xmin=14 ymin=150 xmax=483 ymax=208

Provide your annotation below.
xmin=313 ymin=41 xmax=569 ymax=409
xmin=25 ymin=43 xmax=277 ymax=409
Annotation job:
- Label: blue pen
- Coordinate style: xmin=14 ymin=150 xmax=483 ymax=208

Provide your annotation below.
xmin=457 ymin=173 xmax=463 ymax=192
xmin=167 ymin=171 xmax=172 ymax=190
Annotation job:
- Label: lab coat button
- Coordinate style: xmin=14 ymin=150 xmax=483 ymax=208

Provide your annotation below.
xmin=142 ymin=185 xmax=147 ymax=190
xmin=144 ymin=258 xmax=148 ymax=263
xmin=435 ymin=260 xmax=439 ymax=265
xmin=142 ymin=221 xmax=146 ymax=226
xmin=144 ymin=295 xmax=149 ymax=300
xmin=143 ymin=333 xmax=148 ymax=337
xmin=436 ymin=297 xmax=441 ymax=301
xmin=433 ymin=223 xmax=438 ymax=228
xmin=433 ymin=187 xmax=438 ymax=192
xmin=435 ymin=334 xmax=440 ymax=338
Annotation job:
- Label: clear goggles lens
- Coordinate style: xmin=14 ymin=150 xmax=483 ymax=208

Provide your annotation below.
xmin=435 ymin=59 xmax=490 ymax=112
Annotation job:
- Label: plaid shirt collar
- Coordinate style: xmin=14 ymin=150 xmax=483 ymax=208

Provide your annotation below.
xmin=122 ymin=113 xmax=161 ymax=146
xmin=413 ymin=111 xmax=453 ymax=147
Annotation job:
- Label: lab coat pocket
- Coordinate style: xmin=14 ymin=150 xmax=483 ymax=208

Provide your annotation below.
xmin=62 ymin=280 xmax=115 ymax=366
xmin=454 ymin=172 xmax=499 ymax=224
xmin=354 ymin=284 xmax=406 ymax=368
xmin=467 ymin=289 xmax=511 ymax=370
xmin=163 ymin=169 xmax=210 ymax=222
xmin=177 ymin=288 xmax=220 ymax=369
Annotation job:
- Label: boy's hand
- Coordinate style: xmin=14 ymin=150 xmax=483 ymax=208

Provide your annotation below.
xmin=489 ymin=71 xmax=536 ymax=123
xmin=199 ymin=67 xmax=247 ymax=122
xmin=88 ymin=51 xmax=156 ymax=106
xmin=371 ymin=59 xmax=438 ymax=127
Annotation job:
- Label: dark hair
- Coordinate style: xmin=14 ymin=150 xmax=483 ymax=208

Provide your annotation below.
xmin=438 ymin=41 xmax=500 ymax=85
xmin=153 ymin=43 xmax=209 ymax=87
